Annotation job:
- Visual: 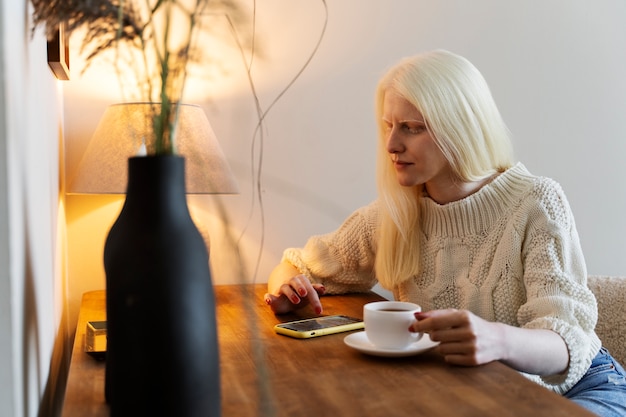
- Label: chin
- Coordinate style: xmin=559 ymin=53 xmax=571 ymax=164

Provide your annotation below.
xmin=396 ymin=178 xmax=418 ymax=188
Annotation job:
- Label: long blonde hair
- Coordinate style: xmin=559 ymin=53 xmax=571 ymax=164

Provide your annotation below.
xmin=374 ymin=50 xmax=515 ymax=289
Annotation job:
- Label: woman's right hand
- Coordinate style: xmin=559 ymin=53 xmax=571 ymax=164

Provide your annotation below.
xmin=265 ymin=263 xmax=326 ymax=314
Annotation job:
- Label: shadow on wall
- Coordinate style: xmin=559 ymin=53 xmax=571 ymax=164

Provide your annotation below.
xmin=22 ymin=228 xmax=70 ymax=417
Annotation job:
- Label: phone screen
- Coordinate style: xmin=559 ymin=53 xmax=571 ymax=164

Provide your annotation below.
xmin=274 ymin=315 xmax=364 ymax=338
xmin=279 ymin=315 xmax=361 ymax=331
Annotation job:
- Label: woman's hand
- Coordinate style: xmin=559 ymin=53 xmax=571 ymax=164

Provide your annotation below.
xmin=410 ymin=309 xmax=505 ymax=366
xmin=265 ymin=262 xmax=326 ymax=315
xmin=409 ymin=309 xmax=569 ymax=376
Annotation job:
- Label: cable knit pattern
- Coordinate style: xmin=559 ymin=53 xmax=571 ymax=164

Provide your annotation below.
xmin=282 ymin=163 xmax=601 ymax=394
xmin=283 ymin=206 xmax=380 ymax=295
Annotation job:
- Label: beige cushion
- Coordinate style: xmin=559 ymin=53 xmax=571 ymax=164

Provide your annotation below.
xmin=587 ymin=275 xmax=626 ymax=365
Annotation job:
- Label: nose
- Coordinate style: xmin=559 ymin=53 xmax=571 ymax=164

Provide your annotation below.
xmin=386 ymin=126 xmax=403 ymax=155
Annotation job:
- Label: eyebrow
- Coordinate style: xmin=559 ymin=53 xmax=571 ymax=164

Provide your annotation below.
xmin=382 ymin=118 xmax=426 ymax=124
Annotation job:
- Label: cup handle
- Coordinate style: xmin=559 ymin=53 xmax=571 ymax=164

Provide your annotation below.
xmin=410 ymin=330 xmax=423 ymax=342
xmin=410 ymin=309 xmax=423 ymax=342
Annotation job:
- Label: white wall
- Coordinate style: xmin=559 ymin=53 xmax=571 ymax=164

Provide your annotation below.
xmin=63 ymin=1 xmax=626 ymax=322
xmin=0 ymin=0 xmax=68 ymax=416
xmin=202 ymin=0 xmax=626 ymax=281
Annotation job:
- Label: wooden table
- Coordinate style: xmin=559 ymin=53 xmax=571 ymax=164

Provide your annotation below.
xmin=62 ymin=285 xmax=595 ymax=417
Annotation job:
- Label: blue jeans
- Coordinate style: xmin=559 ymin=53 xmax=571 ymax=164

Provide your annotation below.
xmin=564 ymin=347 xmax=626 ymax=417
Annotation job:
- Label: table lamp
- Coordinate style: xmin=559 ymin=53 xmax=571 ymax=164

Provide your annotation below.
xmin=67 ymin=102 xmax=238 ymax=195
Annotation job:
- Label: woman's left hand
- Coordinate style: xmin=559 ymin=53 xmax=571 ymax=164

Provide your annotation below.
xmin=409 ymin=309 xmax=505 ymax=366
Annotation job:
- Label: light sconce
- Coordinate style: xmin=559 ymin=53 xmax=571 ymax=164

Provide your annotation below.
xmin=47 ymin=23 xmax=70 ymax=80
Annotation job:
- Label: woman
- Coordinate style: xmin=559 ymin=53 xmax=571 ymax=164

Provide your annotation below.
xmin=264 ymin=50 xmax=626 ymax=416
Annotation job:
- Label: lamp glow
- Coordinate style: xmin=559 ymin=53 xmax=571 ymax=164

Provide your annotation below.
xmin=67 ymin=103 xmax=238 ymax=195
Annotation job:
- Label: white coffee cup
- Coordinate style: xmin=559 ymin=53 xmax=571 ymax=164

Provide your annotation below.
xmin=363 ymin=301 xmax=422 ymax=349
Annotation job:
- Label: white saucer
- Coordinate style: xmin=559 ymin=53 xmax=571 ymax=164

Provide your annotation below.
xmin=343 ymin=331 xmax=439 ymax=357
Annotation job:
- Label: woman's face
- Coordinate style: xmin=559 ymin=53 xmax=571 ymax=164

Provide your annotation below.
xmin=382 ymin=92 xmax=452 ymax=191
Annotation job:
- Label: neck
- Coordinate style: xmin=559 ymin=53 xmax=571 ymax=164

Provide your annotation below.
xmin=425 ymin=174 xmax=498 ymax=205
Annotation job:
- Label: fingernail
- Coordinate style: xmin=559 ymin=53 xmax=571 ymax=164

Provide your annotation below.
xmin=298 ymin=288 xmax=307 ymax=296
xmin=315 ymin=306 xmax=322 ymax=315
xmin=264 ymin=297 xmax=271 ymax=305
xmin=291 ymin=295 xmax=300 ymax=303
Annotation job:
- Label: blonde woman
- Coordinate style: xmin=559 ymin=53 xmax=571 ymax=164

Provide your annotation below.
xmin=265 ymin=50 xmax=626 ymax=416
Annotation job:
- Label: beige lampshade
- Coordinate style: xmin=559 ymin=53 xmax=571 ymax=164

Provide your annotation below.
xmin=67 ymin=103 xmax=239 ymax=194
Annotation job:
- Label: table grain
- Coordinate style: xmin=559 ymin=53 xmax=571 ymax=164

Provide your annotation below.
xmin=62 ymin=285 xmax=595 ymax=417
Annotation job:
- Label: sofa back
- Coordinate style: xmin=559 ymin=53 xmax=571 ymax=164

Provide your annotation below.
xmin=587 ymin=275 xmax=626 ymax=366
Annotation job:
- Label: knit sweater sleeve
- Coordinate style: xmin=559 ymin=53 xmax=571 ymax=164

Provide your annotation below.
xmin=281 ymin=202 xmax=379 ymax=294
xmin=516 ymin=178 xmax=601 ymax=393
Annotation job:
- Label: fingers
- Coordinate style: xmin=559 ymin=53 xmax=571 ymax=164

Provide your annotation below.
xmin=410 ymin=309 xmax=475 ymax=349
xmin=410 ymin=309 xmax=497 ymax=366
xmin=410 ymin=309 xmax=468 ymax=334
xmin=282 ymin=275 xmax=324 ymax=314
xmin=436 ymin=340 xmax=489 ymax=367
xmin=440 ymin=352 xmax=483 ymax=367
xmin=264 ymin=292 xmax=295 ymax=314
xmin=265 ymin=275 xmax=325 ymax=315
xmin=305 ymin=283 xmax=326 ymax=314
xmin=312 ymin=283 xmax=326 ymax=295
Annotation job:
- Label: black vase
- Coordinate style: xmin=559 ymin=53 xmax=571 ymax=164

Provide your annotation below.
xmin=104 ymin=155 xmax=220 ymax=417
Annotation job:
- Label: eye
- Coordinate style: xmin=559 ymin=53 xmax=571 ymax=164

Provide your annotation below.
xmin=402 ymin=123 xmax=427 ymax=135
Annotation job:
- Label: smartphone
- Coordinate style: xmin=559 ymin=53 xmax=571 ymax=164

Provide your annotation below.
xmin=85 ymin=320 xmax=107 ymax=360
xmin=274 ymin=315 xmax=364 ymax=339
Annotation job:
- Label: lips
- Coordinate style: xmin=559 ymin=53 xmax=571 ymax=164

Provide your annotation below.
xmin=390 ymin=155 xmax=412 ymax=168
xmin=394 ymin=160 xmax=412 ymax=167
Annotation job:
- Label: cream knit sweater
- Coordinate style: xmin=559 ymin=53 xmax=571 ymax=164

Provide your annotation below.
xmin=283 ymin=163 xmax=601 ymax=394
